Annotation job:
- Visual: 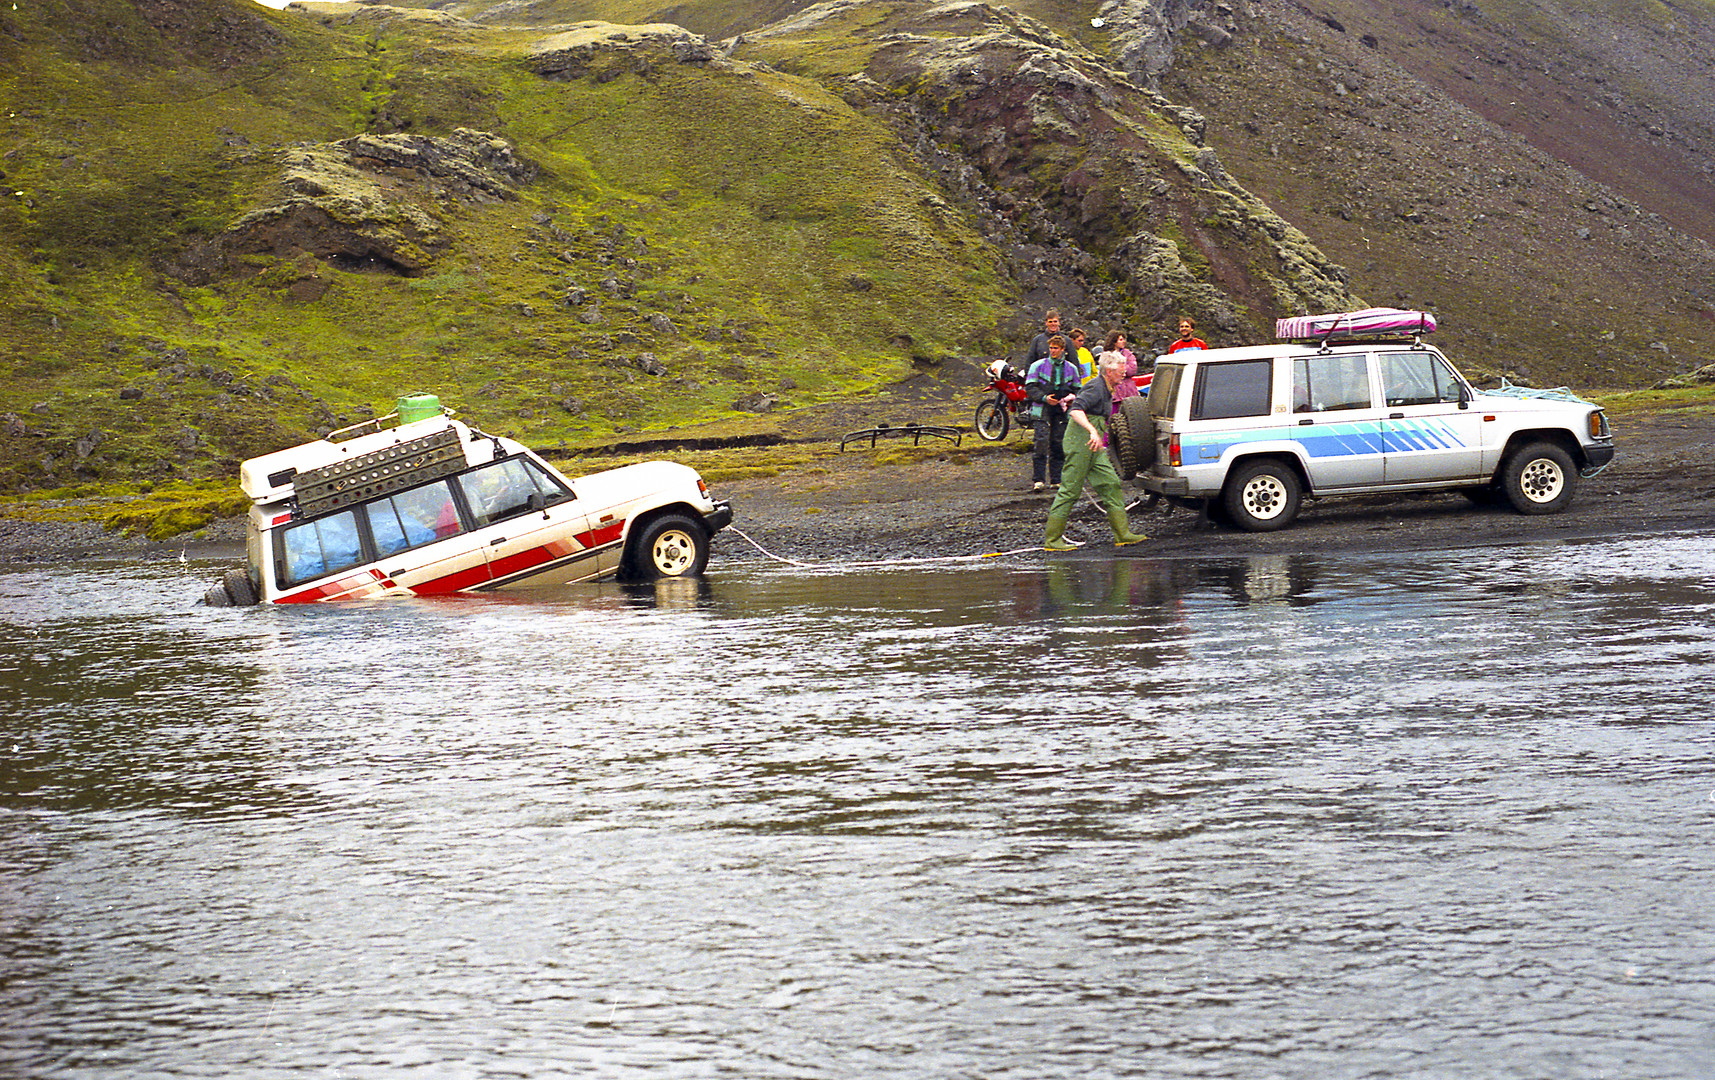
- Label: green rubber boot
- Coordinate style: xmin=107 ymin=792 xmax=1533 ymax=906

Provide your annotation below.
xmin=1043 ymin=513 xmax=1080 ymax=552
xmin=1107 ymin=506 xmax=1148 ymax=547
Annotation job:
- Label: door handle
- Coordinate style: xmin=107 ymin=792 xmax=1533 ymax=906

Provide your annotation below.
xmin=489 ymin=537 xmax=506 ymax=545
xmin=1388 ymin=412 xmax=1404 ymax=419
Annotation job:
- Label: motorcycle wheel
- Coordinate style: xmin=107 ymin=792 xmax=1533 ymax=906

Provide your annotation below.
xmin=974 ymin=396 xmax=1010 ymax=441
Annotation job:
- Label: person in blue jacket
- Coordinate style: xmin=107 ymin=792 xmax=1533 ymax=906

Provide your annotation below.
xmin=1025 ymin=335 xmax=1082 ymax=492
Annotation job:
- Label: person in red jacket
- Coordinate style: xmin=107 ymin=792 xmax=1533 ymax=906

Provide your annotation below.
xmin=1168 ymin=317 xmax=1206 ymax=353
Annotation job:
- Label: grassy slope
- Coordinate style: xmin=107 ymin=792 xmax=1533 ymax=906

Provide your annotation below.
xmin=0 ymin=0 xmax=1009 ymax=500
xmin=3 ymin=0 xmax=1711 ymax=535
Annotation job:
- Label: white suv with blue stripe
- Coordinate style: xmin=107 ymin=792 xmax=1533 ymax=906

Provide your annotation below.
xmin=1111 ymin=338 xmax=1616 ymax=531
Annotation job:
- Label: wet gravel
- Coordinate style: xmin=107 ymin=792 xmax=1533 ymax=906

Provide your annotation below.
xmin=3 ymin=410 xmax=1709 ymax=574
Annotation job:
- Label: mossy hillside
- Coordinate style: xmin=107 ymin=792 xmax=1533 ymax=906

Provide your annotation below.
xmin=0 ymin=479 xmax=251 ymax=540
xmin=0 ymin=2 xmax=1018 ymax=494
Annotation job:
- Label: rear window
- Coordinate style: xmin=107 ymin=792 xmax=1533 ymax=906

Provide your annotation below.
xmin=1191 ymin=359 xmax=1272 ymax=421
xmin=279 ymin=510 xmax=364 ymax=587
xmin=1148 ymin=364 xmax=1184 ymax=419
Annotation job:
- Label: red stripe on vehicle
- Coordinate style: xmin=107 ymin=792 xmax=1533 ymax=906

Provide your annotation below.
xmin=487 ymin=537 xmax=575 ymax=580
xmin=407 ymin=563 xmax=496 ymax=596
xmin=276 ymin=568 xmax=386 ymax=604
xmin=574 ymin=520 xmax=625 ymax=549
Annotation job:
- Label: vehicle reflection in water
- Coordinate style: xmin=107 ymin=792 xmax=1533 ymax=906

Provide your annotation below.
xmin=3 ymin=535 xmax=1713 ymax=1080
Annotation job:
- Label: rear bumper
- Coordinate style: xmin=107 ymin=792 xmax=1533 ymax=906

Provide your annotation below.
xmin=1139 ymin=474 xmax=1191 ymax=496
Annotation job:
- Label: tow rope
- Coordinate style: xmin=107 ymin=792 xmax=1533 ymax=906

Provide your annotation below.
xmin=720 ymin=489 xmax=1154 ymax=570
xmin=723 ymin=526 xmax=1042 ymax=569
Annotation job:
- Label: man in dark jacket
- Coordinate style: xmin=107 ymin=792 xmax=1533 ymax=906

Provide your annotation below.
xmin=1024 ymin=335 xmax=1081 ymax=492
xmin=1023 ymin=309 xmax=1062 ymax=371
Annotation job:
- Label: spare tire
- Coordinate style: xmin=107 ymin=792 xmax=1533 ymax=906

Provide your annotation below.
xmin=1118 ymin=396 xmax=1156 ymax=472
xmin=1108 ymin=403 xmax=1135 ymax=479
xmin=223 ymin=568 xmax=259 ymax=607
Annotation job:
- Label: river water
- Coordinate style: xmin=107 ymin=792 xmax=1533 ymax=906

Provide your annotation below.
xmin=3 ymin=533 xmax=1713 ymax=1078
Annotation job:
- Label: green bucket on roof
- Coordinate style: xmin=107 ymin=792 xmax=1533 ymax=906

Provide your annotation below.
xmin=397 ymin=393 xmax=442 ymax=424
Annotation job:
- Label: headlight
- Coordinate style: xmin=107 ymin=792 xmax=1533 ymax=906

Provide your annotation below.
xmin=1589 ymin=410 xmax=1609 ymax=439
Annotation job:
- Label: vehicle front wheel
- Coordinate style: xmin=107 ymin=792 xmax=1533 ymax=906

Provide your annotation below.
xmin=1224 ymin=460 xmax=1302 ymax=532
xmin=624 ymin=513 xmax=710 ymax=581
xmin=1500 ymin=441 xmax=1576 ymax=515
xmin=974 ymin=397 xmax=1010 ymax=441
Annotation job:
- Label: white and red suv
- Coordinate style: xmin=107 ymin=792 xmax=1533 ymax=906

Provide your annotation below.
xmin=205 ymin=396 xmax=732 ymax=605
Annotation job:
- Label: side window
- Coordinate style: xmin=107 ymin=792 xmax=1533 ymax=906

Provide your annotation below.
xmin=458 ymin=458 xmax=566 ymax=527
xmin=1380 ymin=352 xmax=1463 ymax=407
xmin=1293 ymin=353 xmax=1373 ymax=413
xmin=280 ymin=510 xmax=364 ymax=586
xmin=364 ymin=480 xmax=461 ymax=557
xmin=1192 ymin=360 xmax=1272 ymax=421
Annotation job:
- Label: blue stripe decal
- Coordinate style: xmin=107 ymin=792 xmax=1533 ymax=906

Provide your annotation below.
xmin=1182 ymin=419 xmax=1468 ymax=461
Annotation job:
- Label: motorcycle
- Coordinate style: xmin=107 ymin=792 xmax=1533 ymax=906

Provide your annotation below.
xmin=976 ymin=359 xmax=1155 ymax=442
xmin=974 ymin=359 xmax=1032 ymax=441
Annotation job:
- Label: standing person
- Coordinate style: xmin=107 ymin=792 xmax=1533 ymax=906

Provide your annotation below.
xmin=1023 ymin=309 xmax=1062 ymax=371
xmin=1104 ymin=329 xmax=1141 ymax=403
xmin=1168 ymin=317 xmax=1206 ymax=353
xmin=1068 ymin=328 xmax=1096 ymax=383
xmin=1043 ymin=352 xmax=1148 ymax=551
xmin=1025 ymin=335 xmax=1081 ymax=493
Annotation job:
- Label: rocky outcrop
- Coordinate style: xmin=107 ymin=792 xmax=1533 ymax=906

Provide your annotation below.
xmin=819 ymin=0 xmax=1354 ymax=338
xmin=527 ymin=22 xmax=719 ymax=81
xmin=1096 ymin=0 xmax=1243 ymax=89
xmin=217 ymin=129 xmax=533 ymax=276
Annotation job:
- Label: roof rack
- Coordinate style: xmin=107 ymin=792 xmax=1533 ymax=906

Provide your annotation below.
xmin=294 ymin=426 xmax=467 ymax=519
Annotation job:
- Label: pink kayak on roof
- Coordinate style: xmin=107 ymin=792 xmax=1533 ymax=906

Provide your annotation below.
xmin=1276 ymin=307 xmax=1438 ymax=342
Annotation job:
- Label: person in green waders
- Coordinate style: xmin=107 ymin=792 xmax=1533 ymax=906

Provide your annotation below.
xmin=1043 ymin=351 xmax=1148 ymax=551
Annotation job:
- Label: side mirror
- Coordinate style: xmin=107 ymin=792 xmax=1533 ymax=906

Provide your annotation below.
xmin=528 ymin=492 xmax=549 ymax=518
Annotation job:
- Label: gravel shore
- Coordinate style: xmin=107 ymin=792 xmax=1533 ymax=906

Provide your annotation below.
xmin=707 ymin=408 xmax=1715 ymax=568
xmin=3 ymin=402 xmax=1709 ymax=574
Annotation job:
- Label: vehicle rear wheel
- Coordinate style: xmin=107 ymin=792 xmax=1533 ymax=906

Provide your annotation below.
xmin=624 ymin=513 xmax=710 ymax=581
xmin=1224 ymin=460 xmax=1302 ymax=532
xmin=223 ymin=568 xmax=259 ymax=606
xmin=1500 ymin=441 xmax=1576 ymax=515
xmin=974 ymin=397 xmax=1010 ymax=441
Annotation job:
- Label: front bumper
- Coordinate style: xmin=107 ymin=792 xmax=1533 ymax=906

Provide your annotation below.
xmin=1580 ymin=443 xmax=1616 ymax=473
xmin=704 ymin=501 xmax=734 ymax=534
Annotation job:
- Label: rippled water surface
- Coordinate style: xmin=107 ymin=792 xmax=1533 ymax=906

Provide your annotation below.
xmin=3 ymin=535 xmax=1714 ymax=1078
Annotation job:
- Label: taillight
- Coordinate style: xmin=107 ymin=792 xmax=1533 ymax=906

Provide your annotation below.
xmin=1168 ymin=433 xmax=1182 ymax=468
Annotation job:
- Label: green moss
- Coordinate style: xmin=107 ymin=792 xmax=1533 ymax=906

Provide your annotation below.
xmin=1589 ymin=384 xmax=1715 ymax=418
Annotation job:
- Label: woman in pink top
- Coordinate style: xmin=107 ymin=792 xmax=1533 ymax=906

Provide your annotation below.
xmin=1104 ymin=329 xmax=1141 ymax=402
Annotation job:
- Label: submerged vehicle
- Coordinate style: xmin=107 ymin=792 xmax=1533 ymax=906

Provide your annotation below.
xmin=203 ymin=394 xmax=732 ymax=605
